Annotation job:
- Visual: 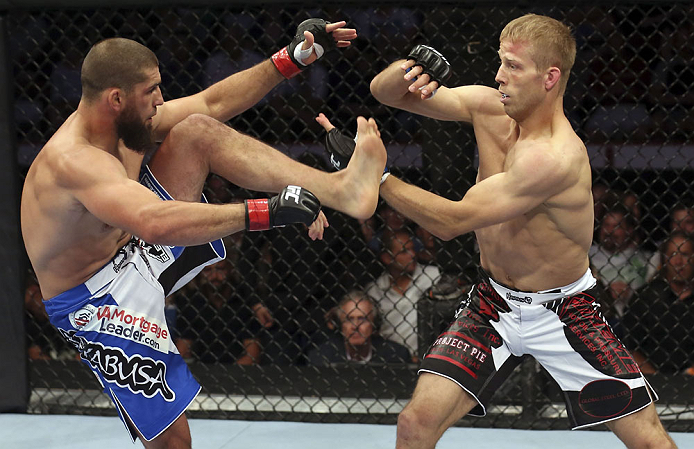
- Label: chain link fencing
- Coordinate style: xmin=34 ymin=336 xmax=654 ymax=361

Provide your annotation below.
xmin=11 ymin=1 xmax=694 ymax=431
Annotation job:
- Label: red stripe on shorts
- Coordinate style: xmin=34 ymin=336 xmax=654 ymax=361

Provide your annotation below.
xmin=425 ymin=354 xmax=478 ymax=379
xmin=441 ymin=331 xmax=491 ymax=353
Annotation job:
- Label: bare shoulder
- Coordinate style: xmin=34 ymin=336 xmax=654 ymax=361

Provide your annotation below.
xmin=46 ymin=140 xmax=127 ymax=192
xmin=450 ymin=85 xmax=505 ymax=120
xmin=511 ymin=132 xmax=587 ymax=196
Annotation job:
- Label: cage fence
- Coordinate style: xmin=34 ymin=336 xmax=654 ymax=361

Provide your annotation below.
xmin=11 ymin=1 xmax=694 ymax=431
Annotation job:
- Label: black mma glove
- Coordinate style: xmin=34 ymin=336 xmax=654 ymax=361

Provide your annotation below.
xmin=272 ymin=18 xmax=335 ymax=79
xmin=323 ymin=125 xmax=390 ymax=183
xmin=325 ymin=127 xmax=356 ymax=171
xmin=406 ymin=44 xmax=451 ymax=87
xmin=245 ymin=185 xmax=321 ymax=231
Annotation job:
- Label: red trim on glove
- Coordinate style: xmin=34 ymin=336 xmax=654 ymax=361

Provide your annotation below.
xmin=246 ymin=199 xmax=271 ymax=231
xmin=271 ymin=47 xmax=301 ymax=79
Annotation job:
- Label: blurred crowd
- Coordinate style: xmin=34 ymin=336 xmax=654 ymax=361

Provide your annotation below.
xmin=18 ymin=5 xmax=693 ymax=376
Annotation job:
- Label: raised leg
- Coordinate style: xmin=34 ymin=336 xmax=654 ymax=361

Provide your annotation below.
xmin=147 ymin=114 xmax=386 ymax=219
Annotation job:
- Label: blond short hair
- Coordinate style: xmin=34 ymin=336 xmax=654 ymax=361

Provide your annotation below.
xmin=500 ymin=14 xmax=576 ymax=93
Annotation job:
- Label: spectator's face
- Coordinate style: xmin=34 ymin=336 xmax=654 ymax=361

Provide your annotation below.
xmin=671 ymin=209 xmax=694 ymax=234
xmin=622 ymin=194 xmax=641 ymax=221
xmin=599 ymin=212 xmax=632 ymax=252
xmin=340 ymin=299 xmax=375 ymax=346
xmin=663 ymin=236 xmax=694 ymax=283
xmin=386 ymin=233 xmax=417 ymax=274
xmin=382 ymin=207 xmax=407 ymax=231
xmin=201 ymin=261 xmax=231 ymax=289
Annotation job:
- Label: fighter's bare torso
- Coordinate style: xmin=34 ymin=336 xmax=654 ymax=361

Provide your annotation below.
xmin=471 ymin=98 xmax=593 ymax=291
xmin=21 ymin=112 xmax=145 ymax=299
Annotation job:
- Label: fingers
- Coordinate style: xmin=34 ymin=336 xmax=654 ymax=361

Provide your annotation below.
xmin=326 ymin=20 xmax=357 ymax=46
xmin=315 ymin=113 xmax=336 ymax=132
xmin=325 ymin=20 xmax=347 ymax=32
xmin=419 ymin=81 xmax=440 ymax=100
xmin=403 ymin=64 xmax=440 ymax=100
xmin=400 ymin=59 xmax=417 ymax=71
xmin=307 ymin=210 xmax=329 ymax=240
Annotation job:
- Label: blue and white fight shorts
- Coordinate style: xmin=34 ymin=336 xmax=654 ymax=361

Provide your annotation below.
xmin=42 ymin=166 xmax=226 ymax=442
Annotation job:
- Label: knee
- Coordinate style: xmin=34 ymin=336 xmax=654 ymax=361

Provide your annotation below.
xmin=397 ymin=405 xmax=434 ymax=444
xmin=168 ymin=114 xmax=229 ymax=151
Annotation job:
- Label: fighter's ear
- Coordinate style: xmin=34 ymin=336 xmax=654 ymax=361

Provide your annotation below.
xmin=106 ymin=88 xmax=125 ymax=112
xmin=545 ymin=67 xmax=561 ymax=91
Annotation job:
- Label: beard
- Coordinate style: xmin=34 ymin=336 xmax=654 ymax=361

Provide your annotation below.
xmin=116 ymin=105 xmax=155 ymax=155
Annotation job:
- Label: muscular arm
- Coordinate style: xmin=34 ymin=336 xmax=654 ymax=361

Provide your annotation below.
xmin=153 ymin=21 xmax=357 ymax=140
xmin=370 ymin=60 xmax=500 ymax=122
xmin=62 ymin=147 xmax=246 ymax=245
xmin=379 ymin=143 xmax=569 ymax=240
xmin=153 ymin=60 xmax=284 ymax=140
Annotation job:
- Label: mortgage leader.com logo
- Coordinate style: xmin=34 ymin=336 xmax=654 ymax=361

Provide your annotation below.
xmin=69 ymin=304 xmax=169 ymax=353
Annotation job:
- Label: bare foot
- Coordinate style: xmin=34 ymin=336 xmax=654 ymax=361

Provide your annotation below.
xmin=337 ymin=117 xmax=387 ymax=219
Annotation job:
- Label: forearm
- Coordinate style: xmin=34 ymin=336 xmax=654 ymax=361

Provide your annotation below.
xmin=370 ymin=60 xmax=412 ymax=108
xmin=135 ymin=201 xmax=246 ymax=246
xmin=380 ymin=175 xmax=469 ymax=241
xmin=202 ymin=59 xmax=285 ymax=122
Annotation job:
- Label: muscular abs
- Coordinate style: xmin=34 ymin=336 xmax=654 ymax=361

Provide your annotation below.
xmin=472 ymin=119 xmax=592 ymax=291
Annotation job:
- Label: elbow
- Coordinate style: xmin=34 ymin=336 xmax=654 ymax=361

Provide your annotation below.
xmin=134 ymin=224 xmax=163 ymax=245
xmin=369 ymin=77 xmax=385 ymax=103
xmin=433 ymin=229 xmax=457 ymax=242
xmin=428 ymin=223 xmax=460 ymax=242
xmin=434 ymin=218 xmax=470 ymax=241
xmin=370 ymin=75 xmax=395 ymax=106
xmin=132 ymin=212 xmax=171 ymax=244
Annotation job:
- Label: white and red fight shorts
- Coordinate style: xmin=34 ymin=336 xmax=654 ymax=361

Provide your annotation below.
xmin=419 ymin=268 xmax=657 ymax=429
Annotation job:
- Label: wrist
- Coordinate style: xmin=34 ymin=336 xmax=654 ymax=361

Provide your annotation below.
xmin=271 ymin=46 xmax=301 ymax=79
xmin=380 ymin=171 xmax=391 ymax=185
xmin=245 ymin=199 xmax=271 ymax=231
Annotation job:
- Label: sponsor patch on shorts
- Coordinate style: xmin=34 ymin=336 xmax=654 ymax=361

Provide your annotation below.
xmin=578 ymin=379 xmax=633 ymax=419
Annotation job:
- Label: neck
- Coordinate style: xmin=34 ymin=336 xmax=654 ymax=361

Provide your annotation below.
xmin=75 ymin=100 xmax=119 ymax=154
xmin=517 ymin=96 xmax=564 ymax=141
xmin=389 ymin=271 xmax=413 ymax=293
xmin=668 ymin=278 xmax=692 ymax=299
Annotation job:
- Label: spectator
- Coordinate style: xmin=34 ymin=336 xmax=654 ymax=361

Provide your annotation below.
xmin=308 ymin=291 xmax=411 ymax=365
xmin=623 ymin=231 xmax=694 ymax=374
xmin=359 ymin=202 xmax=435 ymax=265
xmin=589 ymin=204 xmax=652 ymax=317
xmin=175 ymin=259 xmax=265 ymax=365
xmin=365 ymin=229 xmax=441 ymax=360
xmin=671 ymin=201 xmax=694 ymax=234
xmin=647 ymin=200 xmax=694 ymax=280
xmin=244 ymin=152 xmax=341 ymax=365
